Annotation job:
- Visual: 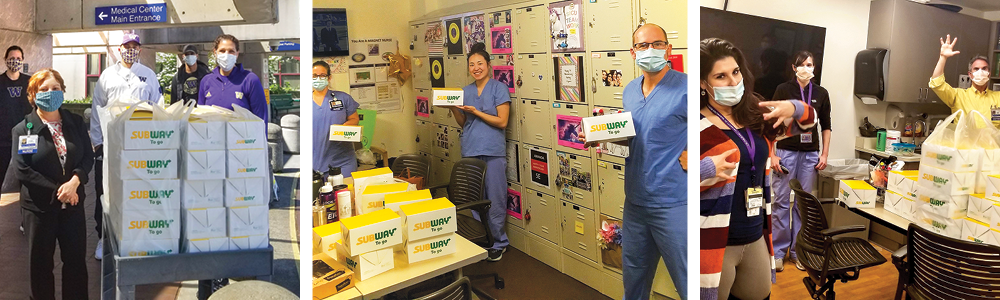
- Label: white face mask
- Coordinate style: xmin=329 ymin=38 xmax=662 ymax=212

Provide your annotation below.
xmin=796 ymin=66 xmax=815 ymax=81
xmin=708 ymin=78 xmax=745 ymax=107
xmin=973 ymin=69 xmax=990 ymax=86
xmin=216 ymin=53 xmax=238 ymax=72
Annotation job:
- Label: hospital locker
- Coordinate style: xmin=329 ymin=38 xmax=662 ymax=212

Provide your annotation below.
xmin=445 ymin=55 xmax=468 ymax=88
xmin=506 ymin=140 xmax=522 ymax=185
xmin=638 ymin=0 xmax=687 ymax=49
xmin=432 ymin=157 xmax=454 ymax=189
xmin=597 ymin=160 xmax=626 ymax=220
xmin=561 ymin=201 xmax=600 ymax=262
xmin=669 ymin=49 xmax=687 ymax=73
xmin=506 ymin=97 xmax=521 ymax=141
xmin=521 ymin=144 xmax=558 ymax=196
xmin=527 ymin=230 xmax=565 ymax=271
xmin=551 ymin=103 xmax=594 ymax=158
xmin=520 ymin=99 xmax=554 ymax=149
xmin=515 ymin=5 xmax=549 ymax=54
xmin=449 ymin=126 xmax=464 ymax=159
xmin=563 ymin=251 xmax=602 ymax=291
xmin=416 ymin=88 xmax=431 ymax=120
xmin=592 ymin=106 xmax=629 ymax=165
xmin=416 ymin=119 xmax=432 ymax=154
xmin=419 ymin=151 xmax=435 ymax=184
xmin=584 ymin=0 xmax=634 ymax=51
xmin=525 ymin=189 xmax=561 ymax=245
xmin=507 ymin=182 xmax=525 ymax=229
xmin=410 ymin=23 xmax=428 ymax=57
xmin=413 ymin=57 xmax=431 ymax=90
xmin=590 ymin=51 xmax=636 ymax=108
xmin=652 ymin=258 xmax=681 ymax=299
xmin=432 ymin=124 xmax=456 ymax=160
xmin=431 ymin=105 xmax=453 ymax=126
xmin=555 ymin=151 xmax=596 ymax=209
xmin=515 ymin=54 xmax=554 ymax=101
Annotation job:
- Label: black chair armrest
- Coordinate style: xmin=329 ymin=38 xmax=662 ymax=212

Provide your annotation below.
xmin=820 ymin=225 xmax=866 ymax=237
xmin=892 ymin=245 xmax=908 ymax=268
xmin=427 ymin=182 xmax=450 ymax=192
xmin=818 ymin=198 xmax=837 ymax=205
xmin=455 ymin=200 xmax=491 ymax=213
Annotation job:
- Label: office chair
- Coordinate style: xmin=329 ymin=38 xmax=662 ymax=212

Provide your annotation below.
xmin=427 ymin=158 xmax=504 ymax=300
xmin=391 ymin=153 xmax=431 ymax=182
xmin=790 ymin=179 xmax=887 ymax=300
xmin=413 ymin=277 xmax=474 ymax=300
xmin=892 ymin=223 xmax=1000 ymax=300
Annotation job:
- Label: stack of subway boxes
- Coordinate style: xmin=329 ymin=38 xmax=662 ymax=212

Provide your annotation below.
xmin=916 ymin=148 xmax=979 ymax=239
xmin=971 ymin=175 xmax=1000 ymax=245
xmin=180 ymin=115 xmax=230 ymax=252
xmin=223 ymin=113 xmax=270 ymax=250
xmin=110 ymin=112 xmax=182 ymax=257
xmin=885 ymin=170 xmax=918 ymax=221
xmin=399 ymin=197 xmax=458 ymax=264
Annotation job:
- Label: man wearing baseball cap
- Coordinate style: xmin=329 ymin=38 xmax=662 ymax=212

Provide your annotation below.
xmin=90 ymin=31 xmax=162 ymax=260
xmin=170 ymin=44 xmax=210 ymax=105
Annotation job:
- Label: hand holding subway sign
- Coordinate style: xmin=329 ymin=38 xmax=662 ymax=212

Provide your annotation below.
xmin=581 ymin=112 xmax=636 ymax=143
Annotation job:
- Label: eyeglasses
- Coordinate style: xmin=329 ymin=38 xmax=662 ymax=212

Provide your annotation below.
xmin=313 ymin=76 xmax=329 ymax=80
xmin=633 ymin=41 xmax=668 ymax=51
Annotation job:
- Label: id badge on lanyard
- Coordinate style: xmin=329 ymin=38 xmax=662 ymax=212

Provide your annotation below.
xmin=330 ymin=94 xmax=344 ymax=111
xmin=801 ymin=132 xmax=813 ymax=143
xmin=18 ymin=134 xmax=38 ymax=154
xmin=799 ymin=83 xmax=814 ymax=144
xmin=746 ymin=187 xmax=764 ymax=217
xmin=992 ymin=105 xmax=1000 ymax=121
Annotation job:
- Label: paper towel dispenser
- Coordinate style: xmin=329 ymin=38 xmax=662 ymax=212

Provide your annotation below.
xmin=855 ymin=49 xmax=889 ymax=103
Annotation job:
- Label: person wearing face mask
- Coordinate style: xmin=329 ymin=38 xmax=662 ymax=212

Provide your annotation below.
xmin=170 ymin=44 xmax=211 ymax=105
xmin=14 ymin=68 xmax=94 ymax=300
xmin=199 ymin=34 xmax=268 ymax=122
xmin=449 ymin=42 xmax=511 ymax=262
xmin=1 ymin=45 xmax=34 ymax=192
xmin=931 ymin=34 xmax=1000 ymax=127
xmin=578 ymin=24 xmax=688 ymax=300
xmin=768 ymin=51 xmax=831 ymax=272
xmin=698 ymin=38 xmax=815 ymax=300
xmin=90 ymin=32 xmax=162 ymax=260
xmin=311 ymin=60 xmax=359 ymax=177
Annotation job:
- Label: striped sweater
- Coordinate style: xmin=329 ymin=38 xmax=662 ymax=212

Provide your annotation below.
xmin=699 ymin=101 xmax=815 ymax=300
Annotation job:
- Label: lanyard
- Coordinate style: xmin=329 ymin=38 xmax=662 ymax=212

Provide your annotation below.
xmin=799 ymin=82 xmax=813 ymax=103
xmin=707 ymin=105 xmax=757 ymax=174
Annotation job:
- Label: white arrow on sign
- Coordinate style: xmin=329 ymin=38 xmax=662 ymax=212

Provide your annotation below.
xmin=99 ymin=12 xmax=108 ymax=20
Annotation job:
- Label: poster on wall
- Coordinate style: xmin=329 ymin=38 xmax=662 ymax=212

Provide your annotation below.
xmin=506 ymin=143 xmax=520 ymax=182
xmin=425 ymin=22 xmax=445 ymax=56
xmin=668 ymin=54 xmax=684 ymax=73
xmin=554 ymin=55 xmax=584 ymax=102
xmin=556 ymin=115 xmax=585 ymax=150
xmin=416 ymin=96 xmax=430 ymax=118
xmin=507 ymin=188 xmax=522 ymax=219
xmin=463 ymin=14 xmax=487 ymax=53
xmin=601 ymin=70 xmax=624 ymax=87
xmin=549 ymin=1 xmax=585 ymax=52
xmin=430 ymin=57 xmax=445 ymax=88
xmin=489 ymin=10 xmax=512 ymax=27
xmin=445 ymin=18 xmax=463 ymax=55
xmin=493 ymin=65 xmax=515 ymax=93
xmin=489 ymin=10 xmax=513 ymax=54
xmin=375 ymin=81 xmax=402 ymax=113
xmin=320 ymin=57 xmax=349 ymax=74
xmin=490 ymin=26 xmax=513 ymax=54
xmin=349 ymin=67 xmax=376 ymax=86
xmin=529 ymin=149 xmax=550 ymax=188
xmin=348 ymin=38 xmax=398 ymax=66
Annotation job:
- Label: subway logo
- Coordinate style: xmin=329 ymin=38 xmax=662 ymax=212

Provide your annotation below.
xmin=356 ymin=228 xmax=397 ymax=245
xmin=840 ymin=189 xmax=849 ymax=199
xmin=925 ymin=152 xmax=953 ymax=162
xmin=128 ymin=219 xmax=174 ymax=230
xmin=236 ymin=196 xmax=256 ymax=202
xmin=413 ymin=238 xmax=452 ymax=254
xmin=130 ymin=130 xmax=175 ymax=140
xmin=920 ymin=196 xmax=946 ymax=207
xmin=414 ymin=217 xmax=452 ymax=232
xmin=236 ymin=139 xmax=257 ymax=144
xmin=969 ymin=236 xmax=984 ymax=244
xmin=332 ymin=131 xmax=359 ymax=138
xmin=932 ymin=220 xmax=948 ymax=230
xmin=129 ymin=160 xmax=172 ymax=169
xmin=366 ymin=201 xmax=384 ymax=209
xmin=589 ymin=120 xmax=629 ymax=133
xmin=129 ymin=190 xmax=175 ymax=200
xmin=345 ymin=257 xmax=358 ymax=269
xmin=922 ymin=174 xmax=949 ymax=185
xmin=128 ymin=249 xmax=173 ymax=256
xmin=238 ymin=168 xmax=258 ymax=173
xmin=436 ymin=95 xmax=460 ymax=101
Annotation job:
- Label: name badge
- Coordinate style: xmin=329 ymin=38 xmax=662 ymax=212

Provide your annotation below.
xmin=18 ymin=135 xmax=38 ymax=154
xmin=747 ymin=186 xmax=763 ymax=217
xmin=330 ymin=100 xmax=344 ymax=111
xmin=800 ymin=132 xmax=813 ymax=144
xmin=992 ymin=107 xmax=1000 ymax=121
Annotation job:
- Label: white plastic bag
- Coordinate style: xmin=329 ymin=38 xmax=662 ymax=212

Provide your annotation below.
xmin=921 ymin=110 xmax=982 ymax=173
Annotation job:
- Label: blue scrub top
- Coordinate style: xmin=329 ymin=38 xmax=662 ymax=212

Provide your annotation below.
xmin=313 ymin=90 xmax=360 ymax=175
xmin=622 ymin=69 xmax=687 ymax=208
xmin=460 ymin=79 xmax=511 ymax=157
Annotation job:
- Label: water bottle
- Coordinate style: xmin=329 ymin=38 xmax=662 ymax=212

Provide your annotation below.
xmin=319 ymin=183 xmax=337 ymax=223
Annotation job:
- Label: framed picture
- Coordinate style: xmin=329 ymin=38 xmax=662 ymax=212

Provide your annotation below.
xmin=313 ymin=9 xmax=349 ymax=57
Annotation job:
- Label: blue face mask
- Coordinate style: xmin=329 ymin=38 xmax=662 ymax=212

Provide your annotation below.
xmin=635 ymin=48 xmax=668 ymax=72
xmin=710 ymin=79 xmax=745 ymax=107
xmin=35 ymin=90 xmax=64 ymax=112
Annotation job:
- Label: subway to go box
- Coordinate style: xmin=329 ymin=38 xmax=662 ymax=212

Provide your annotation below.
xmin=313 ymin=252 xmax=356 ymax=298
xmin=184 ymin=237 xmax=230 ymax=253
xmin=184 ymin=207 xmax=228 ymax=240
xmin=227 ymin=119 xmax=266 ymax=150
xmin=336 ymin=242 xmax=394 ymax=281
xmin=384 ymin=190 xmax=433 ymax=213
xmin=230 ymin=234 xmax=269 ymax=250
xmin=313 ymin=221 xmax=343 ymax=258
xmin=182 ymin=180 xmax=225 ymax=209
xmin=118 ymin=238 xmax=179 ymax=257
xmin=985 ymin=174 xmax=1000 ymax=201
xmin=358 ymin=182 xmax=410 ymax=215
xmin=186 ymin=119 xmax=227 ymax=151
xmin=968 ymin=194 xmax=997 ymax=224
xmin=888 ymin=170 xmax=919 ymax=196
xmin=405 ymin=232 xmax=457 ymax=264
xmin=329 ymin=125 xmax=363 ymax=142
xmin=916 ymin=189 xmax=969 ymax=219
xmin=120 ymin=179 xmax=180 ymax=211
xmin=111 ymin=208 xmax=181 ymax=240
xmin=121 ymin=149 xmax=178 ymax=180
xmin=885 ymin=191 xmax=914 ymax=220
xmin=581 ymin=112 xmax=636 ymax=143
xmin=123 ymin=120 xmax=181 ymax=150
xmin=962 ymin=217 xmax=998 ymax=246
xmin=340 ymin=208 xmax=403 ymax=256
xmin=917 ymin=165 xmax=975 ymax=196
xmin=432 ymin=88 xmax=464 ymax=106
xmin=839 ymin=180 xmax=876 ymax=208
xmin=399 ymin=197 xmax=457 ymax=241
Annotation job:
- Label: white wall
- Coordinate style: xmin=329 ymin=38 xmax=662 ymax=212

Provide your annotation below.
xmin=701 ymin=0 xmax=872 ymax=160
xmin=52 ymin=54 xmax=87 ymax=101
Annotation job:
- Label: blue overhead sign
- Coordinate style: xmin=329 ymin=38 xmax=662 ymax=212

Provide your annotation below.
xmin=95 ymin=3 xmax=168 ymax=26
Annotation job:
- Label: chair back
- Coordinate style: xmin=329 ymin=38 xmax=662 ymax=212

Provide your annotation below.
xmin=414 ymin=277 xmax=473 ymax=300
xmin=904 ymin=224 xmax=1000 ymax=299
xmin=447 ymin=158 xmax=487 ymax=206
xmin=790 ymin=179 xmax=831 ymax=258
xmin=391 ymin=153 xmax=431 ymax=179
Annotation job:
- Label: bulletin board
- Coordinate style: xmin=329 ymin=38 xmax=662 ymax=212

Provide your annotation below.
xmin=549 ymin=0 xmax=585 ymax=53
xmin=554 ymin=55 xmax=585 ymax=103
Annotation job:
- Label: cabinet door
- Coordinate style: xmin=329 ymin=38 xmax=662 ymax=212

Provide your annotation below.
xmin=413 ymin=57 xmax=431 ymax=90
xmin=597 ymin=160 xmax=626 ymax=220
xmin=590 ymin=51 xmax=635 ymax=108
xmin=433 ymin=157 xmax=454 ymax=187
xmin=410 ymin=23 xmax=428 ymax=57
xmin=585 ymin=0 xmax=634 ymax=51
xmin=556 ymin=152 xmax=595 ymax=209
xmin=419 ymin=151 xmax=435 ymax=185
xmin=639 ymin=0 xmax=687 ymax=49
xmin=561 ymin=201 xmax=598 ymax=262
xmin=507 ymin=182 xmax=525 ymax=229
xmin=515 ymin=5 xmax=549 ymax=54
xmin=431 ymin=105 xmax=454 ymax=126
xmin=450 ymin=126 xmax=464 ymax=159
xmin=670 ymin=49 xmax=687 ymax=74
xmin=506 ymin=97 xmax=521 ymax=141
xmin=445 ymin=55 xmax=468 ymax=88
xmin=521 ymin=144 xmax=557 ymax=196
xmin=416 ymin=119 xmax=432 ymax=154
xmin=520 ymin=99 xmax=554 ymax=149
xmin=526 ymin=189 xmax=561 ymax=244
xmin=552 ymin=103 xmax=594 ymax=158
xmin=432 ymin=124 xmax=455 ymax=159
xmin=516 ymin=54 xmax=554 ymax=100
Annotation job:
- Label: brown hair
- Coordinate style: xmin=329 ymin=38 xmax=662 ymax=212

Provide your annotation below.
xmin=213 ymin=34 xmax=240 ymax=52
xmin=792 ymin=51 xmax=814 ymax=67
xmin=700 ymin=38 xmax=783 ymax=139
xmin=27 ymin=68 xmax=66 ymax=107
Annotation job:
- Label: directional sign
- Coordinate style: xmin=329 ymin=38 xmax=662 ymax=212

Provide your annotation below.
xmin=95 ymin=3 xmax=168 ymax=26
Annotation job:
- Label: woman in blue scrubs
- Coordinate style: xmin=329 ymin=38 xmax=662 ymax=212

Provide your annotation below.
xmin=449 ymin=42 xmax=511 ymax=261
xmin=312 ymin=60 xmax=360 ymax=177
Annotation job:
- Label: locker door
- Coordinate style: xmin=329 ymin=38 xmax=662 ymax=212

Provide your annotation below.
xmin=557 ymin=152 xmax=595 ymax=209
xmin=597 ymin=160 xmax=626 ymax=220
xmin=525 ymin=189 xmax=560 ymax=245
xmin=410 ymin=23 xmax=428 ymax=57
xmin=432 ymin=124 xmax=454 ymax=159
xmin=585 ymin=0 xmax=634 ymax=51
xmin=520 ymin=99 xmax=553 ymax=149
xmin=416 ymin=120 xmax=432 ymax=154
xmin=506 ymin=140 xmax=521 ymax=184
xmin=551 ymin=103 xmax=593 ymax=157
xmin=445 ymin=55 xmax=468 ymax=88
xmin=431 ymin=105 xmax=454 ymax=126
xmin=521 ymin=144 xmax=557 ymax=196
xmin=515 ymin=54 xmax=553 ymax=100
xmin=515 ymin=5 xmax=549 ymax=54
xmin=413 ymin=57 xmax=431 ymax=90
xmin=669 ymin=49 xmax=687 ymax=74
xmin=561 ymin=201 xmax=598 ymax=262
xmin=449 ymin=126 xmax=464 ymax=159
xmin=639 ymin=0 xmax=687 ymax=49
xmin=506 ymin=97 xmax=521 ymax=141
xmin=592 ymin=106 xmax=629 ymax=165
xmin=419 ymin=151 xmax=435 ymax=185
xmin=590 ymin=51 xmax=635 ymax=108
xmin=507 ymin=182 xmax=525 ymax=229
xmin=434 ymin=157 xmax=454 ymax=187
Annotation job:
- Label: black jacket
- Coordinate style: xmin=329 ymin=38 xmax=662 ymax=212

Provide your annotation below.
xmin=12 ymin=109 xmax=94 ymax=213
xmin=170 ymin=61 xmax=211 ymax=105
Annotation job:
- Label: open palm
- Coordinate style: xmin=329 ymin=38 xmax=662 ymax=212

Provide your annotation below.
xmin=940 ymin=34 xmax=960 ymax=58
